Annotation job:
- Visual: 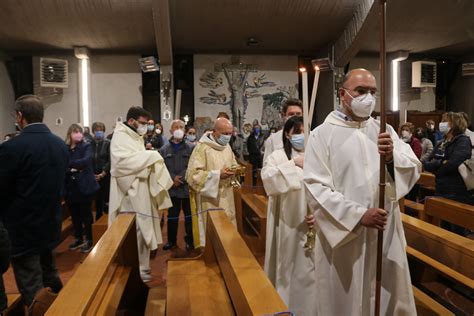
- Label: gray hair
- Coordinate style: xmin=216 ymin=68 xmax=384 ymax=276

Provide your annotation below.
xmin=171 ymin=119 xmax=185 ymax=129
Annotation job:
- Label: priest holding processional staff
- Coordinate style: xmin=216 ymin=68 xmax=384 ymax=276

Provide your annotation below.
xmin=303 ymin=68 xmax=420 ymax=315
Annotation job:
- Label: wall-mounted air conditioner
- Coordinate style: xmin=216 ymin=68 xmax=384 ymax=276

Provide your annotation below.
xmin=462 ymin=63 xmax=474 ymax=76
xmin=412 ymin=61 xmax=436 ymax=88
xmin=39 ymin=57 xmax=68 ymax=88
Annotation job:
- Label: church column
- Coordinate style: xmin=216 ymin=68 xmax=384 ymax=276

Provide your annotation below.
xmin=152 ymin=0 xmax=174 ymax=137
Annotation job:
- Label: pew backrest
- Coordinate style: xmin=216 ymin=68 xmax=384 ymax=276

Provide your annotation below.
xmin=205 ymin=211 xmax=287 ymax=315
xmin=425 ymin=197 xmax=474 ymax=231
xmin=46 ymin=214 xmax=140 ymax=315
xmin=401 ymin=213 xmax=474 ymax=280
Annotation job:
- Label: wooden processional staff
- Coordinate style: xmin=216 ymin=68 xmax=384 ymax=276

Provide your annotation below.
xmin=375 ymin=0 xmax=387 ymax=315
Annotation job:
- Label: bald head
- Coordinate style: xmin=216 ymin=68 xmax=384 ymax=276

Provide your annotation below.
xmin=214 ymin=117 xmax=233 ymax=132
xmin=341 ymin=68 xmax=376 ymax=88
xmin=213 ymin=117 xmax=233 ymax=141
xmin=339 ymin=68 xmax=377 ymax=121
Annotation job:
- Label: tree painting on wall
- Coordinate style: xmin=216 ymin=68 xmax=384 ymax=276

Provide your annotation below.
xmin=197 ymin=56 xmax=298 ymax=134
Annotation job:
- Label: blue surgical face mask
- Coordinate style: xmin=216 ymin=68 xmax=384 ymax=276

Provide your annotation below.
xmin=94 ymin=131 xmax=104 ymax=139
xmin=187 ymin=134 xmax=196 ymax=142
xmin=217 ymin=134 xmax=231 ymax=146
xmin=290 ymin=133 xmax=305 ymax=151
xmin=147 ymin=124 xmax=154 ymax=132
xmin=254 ymin=127 xmax=261 ymax=135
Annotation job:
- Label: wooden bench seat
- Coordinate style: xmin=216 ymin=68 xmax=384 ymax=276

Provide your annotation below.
xmin=5 ymin=293 xmax=21 ymax=314
xmin=402 ymin=213 xmax=474 ymax=314
xmin=418 ymin=172 xmax=436 ymax=191
xmin=167 ymin=260 xmax=233 ymax=315
xmin=402 ymin=213 xmax=474 ymax=281
xmin=92 ymin=213 xmax=109 ymax=245
xmin=424 ymin=197 xmax=474 ymax=231
xmin=46 ymin=214 xmax=147 ymax=315
xmin=234 ymin=190 xmax=268 ymax=255
xmin=403 ymin=199 xmax=426 ymax=220
xmin=412 ymin=286 xmax=454 ymax=316
xmin=166 ymin=211 xmax=287 ymax=315
xmin=145 ymin=287 xmax=166 ymax=316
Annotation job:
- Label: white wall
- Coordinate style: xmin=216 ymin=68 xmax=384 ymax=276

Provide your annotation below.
xmin=349 ymin=54 xmax=436 ymax=118
xmin=42 ymin=55 xmax=80 ymax=138
xmin=41 ymin=54 xmax=142 ymax=137
xmin=0 ymin=61 xmax=16 ymax=138
xmin=90 ymin=55 xmax=142 ymax=134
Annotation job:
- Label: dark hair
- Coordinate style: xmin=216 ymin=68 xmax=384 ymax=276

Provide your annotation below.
xmin=415 ymin=127 xmax=426 ymax=140
xmin=282 ymin=116 xmax=304 ymax=160
xmin=126 ymin=106 xmax=152 ymax=121
xmin=281 ymin=98 xmax=303 ymax=115
xmin=15 ymin=95 xmax=44 ymax=123
xmin=92 ymin=122 xmax=106 ymax=132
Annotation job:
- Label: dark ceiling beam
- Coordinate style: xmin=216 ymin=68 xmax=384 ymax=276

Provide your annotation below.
xmin=333 ymin=0 xmax=377 ymax=67
xmin=152 ymin=0 xmax=173 ymax=65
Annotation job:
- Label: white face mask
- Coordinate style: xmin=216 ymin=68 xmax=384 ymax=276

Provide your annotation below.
xmin=344 ymin=90 xmax=376 ymax=118
xmin=155 ymin=128 xmax=162 ymax=135
xmin=401 ymin=130 xmax=411 ymax=142
xmin=137 ymin=124 xmax=148 ymax=136
xmin=173 ymin=129 xmax=185 ymax=140
xmin=439 ymin=122 xmax=450 ymax=134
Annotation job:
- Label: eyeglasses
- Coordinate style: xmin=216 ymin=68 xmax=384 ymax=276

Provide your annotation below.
xmin=343 ymin=87 xmax=377 ymax=96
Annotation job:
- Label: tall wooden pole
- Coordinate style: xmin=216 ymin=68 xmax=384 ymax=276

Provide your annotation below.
xmin=375 ymin=0 xmax=387 ymax=315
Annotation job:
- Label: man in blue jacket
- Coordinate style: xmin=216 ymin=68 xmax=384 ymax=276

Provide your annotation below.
xmin=0 ymin=95 xmax=69 ymax=307
xmin=159 ymin=120 xmax=194 ymax=251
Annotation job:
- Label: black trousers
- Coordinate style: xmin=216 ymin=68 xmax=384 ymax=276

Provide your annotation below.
xmin=69 ymin=200 xmax=93 ymax=242
xmin=95 ymin=176 xmax=110 ymax=221
xmin=0 ymin=223 xmax=10 ymax=312
xmin=249 ymin=154 xmax=262 ymax=186
xmin=11 ymin=249 xmax=62 ymax=307
xmin=167 ymin=197 xmax=193 ymax=246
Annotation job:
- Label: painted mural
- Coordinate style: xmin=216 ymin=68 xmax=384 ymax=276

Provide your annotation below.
xmin=194 ymin=55 xmax=298 ymax=135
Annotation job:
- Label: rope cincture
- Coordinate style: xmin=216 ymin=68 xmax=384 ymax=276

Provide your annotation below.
xmin=120 ymin=207 xmax=225 ymax=221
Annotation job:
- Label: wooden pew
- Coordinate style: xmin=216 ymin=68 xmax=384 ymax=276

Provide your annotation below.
xmin=418 ymin=172 xmax=436 ymax=190
xmin=166 ymin=211 xmax=287 ymax=315
xmin=402 ymin=198 xmax=426 ymax=220
xmin=412 ymin=286 xmax=454 ymax=316
xmin=145 ymin=287 xmax=166 ymax=316
xmin=46 ymin=214 xmax=148 ymax=315
xmin=402 ymin=213 xmax=474 ymax=314
xmin=424 ymin=197 xmax=474 ymax=231
xmin=237 ymin=159 xmax=253 ymax=194
xmin=234 ymin=189 xmax=268 ymax=256
xmin=92 ymin=214 xmax=109 ymax=246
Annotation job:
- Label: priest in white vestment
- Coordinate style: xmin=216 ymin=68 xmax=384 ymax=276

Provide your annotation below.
xmin=261 ymin=116 xmax=316 ymax=315
xmin=263 ymin=98 xmax=303 ymax=164
xmin=109 ymin=107 xmax=173 ymax=282
xmin=186 ymin=118 xmax=239 ymax=247
xmin=304 ymin=69 xmax=420 ymax=315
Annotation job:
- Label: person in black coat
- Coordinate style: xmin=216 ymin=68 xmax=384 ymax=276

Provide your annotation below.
xmin=424 ymin=112 xmax=473 ymax=236
xmin=0 ymin=95 xmax=68 ymax=307
xmin=246 ymin=124 xmax=265 ymax=185
xmin=0 ymin=221 xmax=10 ymax=313
xmin=90 ymin=122 xmax=111 ymax=221
xmin=65 ymin=124 xmax=99 ymax=253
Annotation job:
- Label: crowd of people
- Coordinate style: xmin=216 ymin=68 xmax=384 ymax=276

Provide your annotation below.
xmin=0 ymin=67 xmax=473 ymax=314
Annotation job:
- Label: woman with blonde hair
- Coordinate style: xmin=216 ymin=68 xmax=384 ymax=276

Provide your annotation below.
xmin=65 ymin=124 xmax=99 ymax=252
